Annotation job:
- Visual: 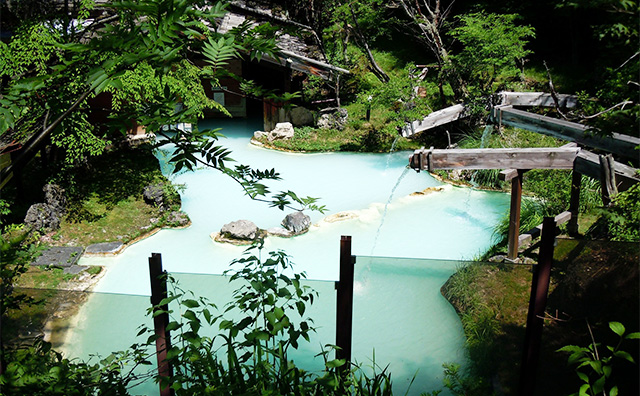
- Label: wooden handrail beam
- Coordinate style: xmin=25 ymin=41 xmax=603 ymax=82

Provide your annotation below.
xmin=401 ymin=104 xmax=466 ymax=137
xmin=574 ymin=149 xmax=640 ymax=192
xmin=519 ymin=211 xmax=572 ymax=246
xmin=499 ymin=92 xmax=578 ymax=108
xmin=409 ymin=147 xmax=580 ymax=171
xmin=492 ymin=106 xmax=639 ymax=160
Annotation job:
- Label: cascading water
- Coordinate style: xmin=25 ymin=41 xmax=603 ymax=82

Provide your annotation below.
xmin=370 ymin=167 xmax=411 ymax=256
xmin=384 ymin=135 xmax=401 ymax=171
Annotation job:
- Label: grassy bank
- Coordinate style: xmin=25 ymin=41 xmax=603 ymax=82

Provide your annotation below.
xmin=442 ymin=239 xmax=639 ymax=395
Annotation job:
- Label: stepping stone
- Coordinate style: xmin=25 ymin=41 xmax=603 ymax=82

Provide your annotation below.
xmin=64 ymin=265 xmax=90 ymax=275
xmin=32 ymin=246 xmax=84 ymax=268
xmin=85 ymin=242 xmax=124 ymax=255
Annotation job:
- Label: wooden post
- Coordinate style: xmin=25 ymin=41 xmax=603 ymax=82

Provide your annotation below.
xmin=507 ymin=170 xmax=524 ymax=260
xmin=518 ymin=217 xmax=556 ymax=396
xmin=149 ymin=253 xmax=174 ymax=396
xmin=0 ymin=285 xmax=4 ymax=376
xmin=568 ymin=168 xmax=582 ymax=236
xmin=599 ymin=154 xmax=618 ymax=206
xmin=335 ymin=236 xmax=355 ymax=367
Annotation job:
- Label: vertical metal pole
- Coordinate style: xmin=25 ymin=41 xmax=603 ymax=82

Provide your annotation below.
xmin=335 ymin=236 xmax=355 ymax=367
xmin=507 ymin=170 xmax=524 ymax=260
xmin=518 ymin=217 xmax=556 ymax=396
xmin=568 ymin=169 xmax=582 ymax=236
xmin=149 ymin=253 xmax=174 ymax=396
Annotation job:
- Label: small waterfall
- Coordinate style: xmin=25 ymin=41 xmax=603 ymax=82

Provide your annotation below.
xmin=384 ymin=135 xmax=401 ymax=171
xmin=469 ymin=125 xmax=493 ymax=188
xmin=479 ymin=124 xmax=492 ymax=149
xmin=370 ymin=167 xmax=411 ymax=255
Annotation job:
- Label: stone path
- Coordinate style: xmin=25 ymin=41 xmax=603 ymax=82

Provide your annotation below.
xmin=33 ymin=242 xmax=124 ymax=274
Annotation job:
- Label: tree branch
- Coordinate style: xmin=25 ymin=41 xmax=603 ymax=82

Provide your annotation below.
xmin=0 ymin=89 xmax=93 ymax=185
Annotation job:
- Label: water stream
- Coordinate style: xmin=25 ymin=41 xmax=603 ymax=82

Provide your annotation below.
xmin=59 ymin=118 xmax=510 ymax=395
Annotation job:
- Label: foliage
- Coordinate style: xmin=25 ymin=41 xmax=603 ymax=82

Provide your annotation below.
xmin=558 ymin=321 xmax=639 ymax=396
xmin=0 ymin=339 xmax=137 ymax=396
xmin=448 ymin=12 xmax=535 ymax=101
xmin=591 ymin=183 xmax=640 ymax=242
xmin=425 ymin=363 xmax=493 ymax=396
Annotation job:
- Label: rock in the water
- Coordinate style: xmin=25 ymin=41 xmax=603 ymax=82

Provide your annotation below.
xmin=253 ymin=130 xmax=268 ymax=140
xmin=290 ymin=107 xmax=314 ymax=127
xmin=266 ymin=227 xmax=293 ymax=238
xmin=282 ymin=211 xmax=311 ymax=234
xmin=221 ymin=220 xmax=259 ymax=240
xmin=24 ymin=203 xmax=62 ymax=232
xmin=267 ymin=122 xmax=295 ymax=141
xmin=317 ymin=107 xmax=348 ymax=130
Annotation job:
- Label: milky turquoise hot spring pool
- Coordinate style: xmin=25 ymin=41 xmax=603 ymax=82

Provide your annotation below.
xmin=59 ymin=118 xmax=510 ymax=395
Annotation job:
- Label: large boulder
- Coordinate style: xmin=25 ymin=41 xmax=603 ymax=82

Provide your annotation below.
xmin=221 ymin=220 xmax=259 ymax=240
xmin=143 ymin=183 xmax=179 ymax=211
xmin=317 ymin=107 xmax=348 ymax=130
xmin=290 ymin=107 xmax=314 ymax=127
xmin=43 ymin=184 xmax=67 ymax=215
xmin=24 ymin=203 xmax=63 ymax=232
xmin=282 ymin=211 xmax=311 ymax=235
xmin=24 ymin=184 xmax=68 ymax=232
xmin=267 ymin=122 xmax=295 ymax=141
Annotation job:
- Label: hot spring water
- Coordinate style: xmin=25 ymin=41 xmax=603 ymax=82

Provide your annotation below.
xmin=59 ymin=118 xmax=510 ymax=395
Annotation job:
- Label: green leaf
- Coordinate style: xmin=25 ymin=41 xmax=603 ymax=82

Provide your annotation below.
xmin=613 ymin=350 xmax=635 ymax=363
xmin=578 ymin=384 xmax=590 ymax=396
xmin=326 ymin=358 xmax=346 ymax=368
xmin=182 ymin=299 xmax=200 ymax=308
xmin=576 ymin=371 xmax=589 ymax=383
xmin=609 ymin=322 xmax=626 ymax=337
xmin=625 ymin=332 xmax=640 ymax=339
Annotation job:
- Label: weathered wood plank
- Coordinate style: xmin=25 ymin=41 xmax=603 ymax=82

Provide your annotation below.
xmin=574 ymin=149 xmax=640 ymax=192
xmin=499 ymin=143 xmax=578 ymax=181
xmin=492 ymin=106 xmax=640 ymax=160
xmin=500 ymin=92 xmax=578 ymax=108
xmin=401 ymin=104 xmax=466 ymax=137
xmin=416 ymin=147 xmax=580 ymax=170
xmin=518 ymin=211 xmax=571 ymax=246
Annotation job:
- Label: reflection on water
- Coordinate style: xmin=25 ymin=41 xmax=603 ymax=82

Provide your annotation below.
xmin=63 ymin=118 xmax=510 ymax=395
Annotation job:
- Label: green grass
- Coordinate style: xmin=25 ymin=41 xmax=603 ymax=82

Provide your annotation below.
xmin=56 ymin=196 xmax=160 ymax=246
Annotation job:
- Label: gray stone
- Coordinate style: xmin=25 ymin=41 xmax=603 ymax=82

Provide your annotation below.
xmin=282 ymin=211 xmax=311 ymax=234
xmin=317 ymin=107 xmax=348 ymax=130
xmin=166 ymin=211 xmax=190 ymax=227
xmin=266 ymin=227 xmax=293 ymax=237
xmin=85 ymin=242 xmax=124 ymax=255
xmin=253 ymin=131 xmax=268 ymax=139
xmin=143 ymin=184 xmax=166 ymax=208
xmin=267 ymin=122 xmax=295 ymax=141
xmin=32 ymin=246 xmax=84 ymax=268
xmin=24 ymin=203 xmax=62 ymax=232
xmin=290 ymin=107 xmax=314 ymax=127
xmin=221 ymin=220 xmax=259 ymax=240
xmin=43 ymin=184 xmax=67 ymax=215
